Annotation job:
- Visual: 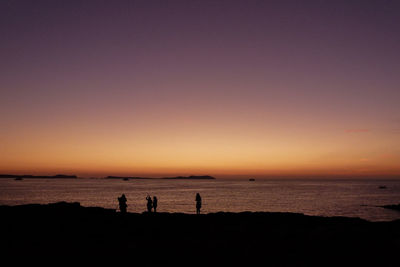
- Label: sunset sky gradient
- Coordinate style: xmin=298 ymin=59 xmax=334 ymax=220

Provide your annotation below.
xmin=1 ymin=0 xmax=399 ymax=178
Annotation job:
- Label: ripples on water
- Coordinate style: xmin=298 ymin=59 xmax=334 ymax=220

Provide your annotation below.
xmin=1 ymin=178 xmax=400 ymax=221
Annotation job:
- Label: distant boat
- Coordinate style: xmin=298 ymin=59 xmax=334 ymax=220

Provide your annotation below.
xmin=122 ymin=178 xmax=129 ymax=181
xmin=379 ymin=186 xmax=387 ymax=189
xmin=14 ymin=177 xmax=23 ymax=181
xmin=249 ymin=178 xmax=255 ymax=181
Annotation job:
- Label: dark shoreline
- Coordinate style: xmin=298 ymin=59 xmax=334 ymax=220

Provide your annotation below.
xmin=382 ymin=203 xmax=400 ymax=211
xmin=1 ymin=202 xmax=399 ymax=266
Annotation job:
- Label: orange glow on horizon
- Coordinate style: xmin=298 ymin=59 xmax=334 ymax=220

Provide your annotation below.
xmin=1 ymin=115 xmax=399 ymax=178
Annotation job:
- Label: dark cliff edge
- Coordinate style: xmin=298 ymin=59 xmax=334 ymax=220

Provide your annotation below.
xmin=1 ymin=202 xmax=399 ymax=266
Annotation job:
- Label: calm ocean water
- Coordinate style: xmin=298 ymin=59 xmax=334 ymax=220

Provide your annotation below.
xmin=1 ymin=178 xmax=400 ymax=221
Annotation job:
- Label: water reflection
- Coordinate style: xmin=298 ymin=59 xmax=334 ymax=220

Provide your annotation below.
xmin=1 ymin=178 xmax=400 ymax=221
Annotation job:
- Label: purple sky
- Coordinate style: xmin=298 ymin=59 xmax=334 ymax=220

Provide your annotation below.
xmin=1 ymin=0 xmax=399 ymax=177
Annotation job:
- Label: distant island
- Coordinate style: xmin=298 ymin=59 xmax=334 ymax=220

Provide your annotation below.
xmin=0 ymin=174 xmax=77 ymax=179
xmin=106 ymin=176 xmax=150 ymax=180
xmin=106 ymin=175 xmax=215 ymax=180
xmin=163 ymin=175 xmax=215 ymax=180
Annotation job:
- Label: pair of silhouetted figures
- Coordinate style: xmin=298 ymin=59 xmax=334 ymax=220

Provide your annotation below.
xmin=146 ymin=195 xmax=158 ymax=213
xmin=117 ymin=193 xmax=202 ymax=214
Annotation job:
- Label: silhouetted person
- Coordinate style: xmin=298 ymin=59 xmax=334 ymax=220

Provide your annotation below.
xmin=153 ymin=196 xmax=158 ymax=213
xmin=195 ymin=193 xmax=202 ymax=214
xmin=118 ymin=194 xmax=127 ymax=214
xmin=146 ymin=195 xmax=153 ymax=213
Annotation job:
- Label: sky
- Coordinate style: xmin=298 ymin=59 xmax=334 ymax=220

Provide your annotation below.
xmin=1 ymin=0 xmax=399 ymax=178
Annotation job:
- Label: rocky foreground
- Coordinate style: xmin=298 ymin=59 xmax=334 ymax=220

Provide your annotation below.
xmin=1 ymin=202 xmax=399 ymax=266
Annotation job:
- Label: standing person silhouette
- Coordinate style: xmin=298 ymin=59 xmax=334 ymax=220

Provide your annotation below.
xmin=118 ymin=194 xmax=127 ymax=214
xmin=146 ymin=195 xmax=153 ymax=213
xmin=153 ymin=196 xmax=158 ymax=213
xmin=195 ymin=193 xmax=202 ymax=214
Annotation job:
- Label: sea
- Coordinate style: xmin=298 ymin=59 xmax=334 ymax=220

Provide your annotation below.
xmin=1 ymin=178 xmax=400 ymax=221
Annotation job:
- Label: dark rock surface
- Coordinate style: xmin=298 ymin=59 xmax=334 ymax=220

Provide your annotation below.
xmin=382 ymin=204 xmax=400 ymax=211
xmin=1 ymin=202 xmax=399 ymax=266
